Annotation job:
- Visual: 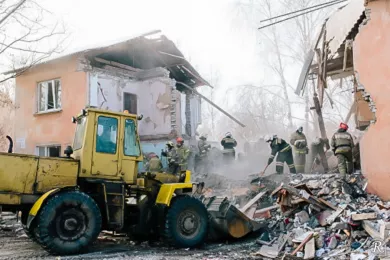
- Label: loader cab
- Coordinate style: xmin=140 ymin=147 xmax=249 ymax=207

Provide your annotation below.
xmin=72 ymin=108 xmax=143 ymax=184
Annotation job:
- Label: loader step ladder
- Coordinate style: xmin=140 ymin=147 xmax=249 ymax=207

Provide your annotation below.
xmin=102 ymin=183 xmax=125 ymax=230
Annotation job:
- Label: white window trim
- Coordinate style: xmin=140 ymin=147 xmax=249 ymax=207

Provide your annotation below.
xmin=37 ymin=78 xmax=61 ymax=113
xmin=35 ymin=145 xmax=61 ymax=157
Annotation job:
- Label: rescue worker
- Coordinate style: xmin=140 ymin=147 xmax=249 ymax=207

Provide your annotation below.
xmin=331 ymin=122 xmax=354 ymax=179
xmin=221 ymin=132 xmax=237 ymax=162
xmin=264 ymin=135 xmax=296 ymax=174
xmin=175 ymin=137 xmax=190 ymax=172
xmin=308 ymin=137 xmax=329 ymax=173
xmin=198 ymin=135 xmax=211 ymax=155
xmin=290 ymin=126 xmax=308 ymax=173
xmin=196 ymin=135 xmax=211 ymax=173
xmin=145 ymin=153 xmax=163 ymax=172
xmin=161 ymin=141 xmax=179 ymax=174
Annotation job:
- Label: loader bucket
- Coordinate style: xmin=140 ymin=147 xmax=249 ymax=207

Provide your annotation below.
xmin=203 ymin=196 xmax=266 ymax=240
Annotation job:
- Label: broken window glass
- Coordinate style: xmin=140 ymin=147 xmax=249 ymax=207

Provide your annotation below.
xmin=37 ymin=79 xmax=61 ymax=112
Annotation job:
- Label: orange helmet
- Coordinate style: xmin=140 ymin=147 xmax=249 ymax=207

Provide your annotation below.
xmin=340 ymin=122 xmax=349 ymax=130
xmin=176 ymin=137 xmax=184 ymax=143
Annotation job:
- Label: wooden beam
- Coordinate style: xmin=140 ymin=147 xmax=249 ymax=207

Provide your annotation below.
xmin=176 ymin=81 xmax=246 ymax=127
xmin=312 ymin=94 xmax=330 ymax=150
xmin=240 ymin=191 xmax=268 ymax=213
xmin=291 ymin=233 xmax=313 ymax=256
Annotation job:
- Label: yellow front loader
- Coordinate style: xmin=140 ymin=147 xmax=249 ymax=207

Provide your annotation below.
xmin=0 ymin=108 xmax=208 ymax=255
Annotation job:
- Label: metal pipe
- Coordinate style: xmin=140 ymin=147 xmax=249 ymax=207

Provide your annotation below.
xmin=176 ymin=81 xmax=246 ymax=127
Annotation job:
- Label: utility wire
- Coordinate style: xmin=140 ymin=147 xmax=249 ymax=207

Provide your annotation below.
xmin=260 ymin=0 xmax=347 ymax=23
xmin=258 ymin=0 xmax=347 ymax=30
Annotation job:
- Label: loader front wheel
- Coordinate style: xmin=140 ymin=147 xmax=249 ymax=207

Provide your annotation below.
xmin=35 ymin=191 xmax=102 ymax=255
xmin=163 ymin=196 xmax=208 ymax=248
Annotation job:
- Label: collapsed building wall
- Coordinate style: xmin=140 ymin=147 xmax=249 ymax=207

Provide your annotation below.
xmin=353 ymin=0 xmax=390 ymax=199
xmin=88 ymin=68 xmax=180 ymax=139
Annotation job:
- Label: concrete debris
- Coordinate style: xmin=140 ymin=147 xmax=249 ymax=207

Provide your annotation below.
xmin=249 ymin=172 xmax=390 ymax=259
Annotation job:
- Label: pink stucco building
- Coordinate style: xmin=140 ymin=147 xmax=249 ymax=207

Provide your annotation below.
xmin=8 ymin=32 xmax=204 ymax=163
xmin=299 ymin=0 xmax=390 ymax=199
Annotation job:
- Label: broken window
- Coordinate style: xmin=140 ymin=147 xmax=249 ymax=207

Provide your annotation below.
xmin=37 ymin=79 xmax=61 ymax=112
xmin=123 ymin=92 xmax=137 ymax=114
xmin=36 ymin=145 xmax=61 ymax=157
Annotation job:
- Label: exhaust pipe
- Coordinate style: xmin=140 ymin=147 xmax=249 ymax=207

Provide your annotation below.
xmin=6 ymin=135 xmax=13 ymax=153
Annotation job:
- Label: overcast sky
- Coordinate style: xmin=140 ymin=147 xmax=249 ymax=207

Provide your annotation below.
xmin=40 ymin=0 xmax=262 ymax=93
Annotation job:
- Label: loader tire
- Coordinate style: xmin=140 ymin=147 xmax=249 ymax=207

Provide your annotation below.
xmin=163 ymin=195 xmax=208 ymax=248
xmin=35 ymin=191 xmax=102 ymax=255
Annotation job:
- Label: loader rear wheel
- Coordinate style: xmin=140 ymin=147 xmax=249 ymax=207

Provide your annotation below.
xmin=35 ymin=191 xmax=102 ymax=255
xmin=163 ymin=196 xmax=208 ymax=248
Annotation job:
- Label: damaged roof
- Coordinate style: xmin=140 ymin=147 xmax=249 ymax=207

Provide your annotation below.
xmin=326 ymin=0 xmax=366 ymax=57
xmin=3 ymin=30 xmax=209 ymax=90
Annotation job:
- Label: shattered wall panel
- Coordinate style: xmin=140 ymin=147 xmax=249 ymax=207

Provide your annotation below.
xmin=88 ymin=69 xmax=178 ymax=138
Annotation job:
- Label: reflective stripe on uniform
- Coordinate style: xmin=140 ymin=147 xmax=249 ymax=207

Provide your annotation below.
xmin=335 ymin=133 xmax=351 ymax=140
xmin=270 ymin=155 xmax=275 ymax=158
xmin=288 ymin=164 xmax=295 ymax=168
xmin=280 ymin=145 xmax=291 ymax=153
xmin=276 ymin=162 xmax=284 ymax=166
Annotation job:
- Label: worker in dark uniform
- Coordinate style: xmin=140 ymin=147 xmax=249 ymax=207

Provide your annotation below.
xmin=264 ymin=135 xmax=296 ymax=174
xmin=290 ymin=126 xmax=308 ymax=173
xmin=221 ymin=132 xmax=237 ymax=163
xmin=331 ymin=123 xmax=354 ymax=179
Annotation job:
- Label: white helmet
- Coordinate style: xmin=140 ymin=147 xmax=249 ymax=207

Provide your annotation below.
xmin=264 ymin=135 xmax=273 ymax=142
xmin=225 ymin=132 xmax=232 ymax=137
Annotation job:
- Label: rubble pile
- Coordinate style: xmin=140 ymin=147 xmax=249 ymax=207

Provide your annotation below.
xmin=248 ymin=172 xmax=390 ymax=260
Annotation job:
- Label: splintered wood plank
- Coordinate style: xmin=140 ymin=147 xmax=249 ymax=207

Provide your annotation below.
xmin=240 ymin=191 xmax=267 ymax=213
xmin=352 ymin=213 xmax=377 ymax=221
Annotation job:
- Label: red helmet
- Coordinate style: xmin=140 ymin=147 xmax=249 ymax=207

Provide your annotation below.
xmin=176 ymin=137 xmax=184 ymax=143
xmin=340 ymin=122 xmax=349 ymax=130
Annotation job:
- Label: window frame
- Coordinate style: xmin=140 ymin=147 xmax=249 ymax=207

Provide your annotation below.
xmin=123 ymin=118 xmax=141 ymax=157
xmin=123 ymin=92 xmax=137 ymax=114
xmin=95 ymin=116 xmax=119 ymax=155
xmin=37 ymin=78 xmax=62 ymax=113
xmin=35 ymin=145 xmax=61 ymax=157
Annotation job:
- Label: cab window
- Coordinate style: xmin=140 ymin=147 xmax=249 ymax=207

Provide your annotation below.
xmin=73 ymin=116 xmax=86 ymax=150
xmin=96 ymin=116 xmax=118 ymax=154
xmin=124 ymin=119 xmax=140 ymax=156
